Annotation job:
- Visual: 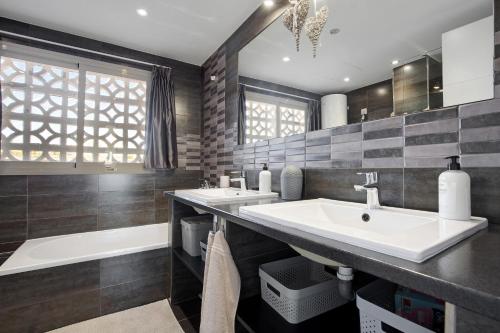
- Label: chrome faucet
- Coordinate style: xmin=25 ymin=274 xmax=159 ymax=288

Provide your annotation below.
xmin=230 ymin=171 xmax=247 ymax=191
xmin=354 ymin=172 xmax=381 ymax=210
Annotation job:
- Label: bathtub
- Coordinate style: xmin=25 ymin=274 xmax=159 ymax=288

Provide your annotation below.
xmin=0 ymin=223 xmax=169 ymax=276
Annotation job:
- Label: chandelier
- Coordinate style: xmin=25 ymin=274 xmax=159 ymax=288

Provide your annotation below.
xmin=283 ymin=0 xmax=329 ymax=57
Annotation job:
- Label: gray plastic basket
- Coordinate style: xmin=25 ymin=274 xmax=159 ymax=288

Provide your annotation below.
xmin=259 ymin=256 xmax=348 ymax=324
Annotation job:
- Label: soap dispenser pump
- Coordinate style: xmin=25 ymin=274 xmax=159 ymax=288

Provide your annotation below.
xmin=439 ymin=156 xmax=471 ymax=220
xmin=259 ymin=163 xmax=272 ymax=193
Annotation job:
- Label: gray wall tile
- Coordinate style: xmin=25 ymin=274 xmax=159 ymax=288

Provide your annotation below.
xmin=404 ymin=143 xmax=459 ymax=158
xmin=28 ymin=193 xmax=98 ymax=220
xmin=28 ymin=215 xmax=97 ymax=239
xmin=405 ymin=119 xmax=459 ymax=137
xmin=28 ymin=175 xmax=98 ymax=195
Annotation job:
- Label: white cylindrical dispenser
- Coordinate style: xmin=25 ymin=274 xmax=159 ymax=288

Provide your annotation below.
xmin=259 ymin=163 xmax=272 ymax=193
xmin=321 ymin=94 xmax=347 ymax=129
xmin=438 ymin=156 xmax=471 ymax=220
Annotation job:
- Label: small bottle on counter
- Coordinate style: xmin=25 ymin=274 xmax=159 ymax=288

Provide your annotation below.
xmin=438 ymin=156 xmax=471 ymax=220
xmin=259 ymin=163 xmax=272 ymax=193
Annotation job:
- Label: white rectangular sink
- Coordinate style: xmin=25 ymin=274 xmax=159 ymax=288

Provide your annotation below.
xmin=175 ymin=188 xmax=279 ymax=205
xmin=239 ymin=199 xmax=488 ymax=263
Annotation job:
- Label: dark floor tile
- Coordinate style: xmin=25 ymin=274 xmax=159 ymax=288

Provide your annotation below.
xmin=0 ymin=176 xmax=27 ymax=196
xmin=99 ymin=174 xmax=154 ymax=192
xmin=0 ymin=261 xmax=100 ymax=310
xmin=0 ymin=196 xmax=27 ymax=221
xmin=100 ymin=274 xmax=169 ymax=315
xmin=98 ymin=209 xmax=155 ymax=230
xmin=28 ymin=193 xmax=98 ymax=219
xmin=100 ymin=248 xmax=170 ymax=287
xmin=0 ymin=290 xmax=100 ymax=333
xmin=28 ymin=215 xmax=97 ymax=239
xmin=28 ymin=175 xmax=98 ymax=195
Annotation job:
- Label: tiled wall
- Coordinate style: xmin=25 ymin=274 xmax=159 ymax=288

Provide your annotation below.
xmin=228 ymin=100 xmax=500 ymax=224
xmin=0 ymin=171 xmax=200 ymax=264
xmin=201 ymin=47 xmax=230 ymax=185
xmin=0 ymin=248 xmax=170 ymax=333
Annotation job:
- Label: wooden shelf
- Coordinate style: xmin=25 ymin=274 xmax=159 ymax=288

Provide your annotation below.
xmin=173 ymin=247 xmax=204 ymax=282
xmin=236 ymin=295 xmax=360 ymax=333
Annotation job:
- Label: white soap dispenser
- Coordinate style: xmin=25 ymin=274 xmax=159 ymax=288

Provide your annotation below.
xmin=259 ymin=163 xmax=272 ymax=193
xmin=439 ymin=156 xmax=471 ymax=221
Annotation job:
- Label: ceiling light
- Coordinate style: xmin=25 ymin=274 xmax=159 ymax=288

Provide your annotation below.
xmin=344 ymin=77 xmax=350 ymax=82
xmin=136 ymin=8 xmax=148 ymax=17
xmin=330 ymin=28 xmax=341 ymax=35
xmin=282 ymin=56 xmax=291 ymax=62
xmin=404 ymin=65 xmax=412 ymax=72
xmin=263 ymin=0 xmax=274 ymax=7
xmin=392 ymin=60 xmax=399 ymax=65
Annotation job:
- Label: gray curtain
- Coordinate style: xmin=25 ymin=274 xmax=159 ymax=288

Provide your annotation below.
xmin=144 ymin=66 xmax=178 ymax=169
xmin=307 ymin=99 xmax=321 ymax=132
xmin=237 ymin=85 xmax=247 ymax=145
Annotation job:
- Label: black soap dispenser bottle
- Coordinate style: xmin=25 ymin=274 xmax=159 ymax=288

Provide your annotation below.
xmin=438 ymin=156 xmax=471 ymax=220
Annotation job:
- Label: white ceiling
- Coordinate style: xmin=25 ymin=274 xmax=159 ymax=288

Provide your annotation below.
xmin=0 ymin=0 xmax=263 ymax=66
xmin=239 ymin=0 xmax=493 ymax=94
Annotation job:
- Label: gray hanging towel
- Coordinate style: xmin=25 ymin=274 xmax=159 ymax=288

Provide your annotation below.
xmin=200 ymin=231 xmax=241 ymax=333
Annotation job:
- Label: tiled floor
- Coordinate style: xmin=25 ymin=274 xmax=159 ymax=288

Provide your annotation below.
xmin=49 ymin=300 xmax=184 ymax=333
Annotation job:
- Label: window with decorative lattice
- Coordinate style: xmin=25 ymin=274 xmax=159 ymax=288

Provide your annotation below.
xmin=0 ymin=43 xmax=149 ymax=172
xmin=245 ymin=91 xmax=307 ymax=144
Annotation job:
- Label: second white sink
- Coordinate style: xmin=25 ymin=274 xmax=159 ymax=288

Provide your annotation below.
xmin=175 ymin=188 xmax=279 ymax=205
xmin=239 ymin=199 xmax=488 ymax=263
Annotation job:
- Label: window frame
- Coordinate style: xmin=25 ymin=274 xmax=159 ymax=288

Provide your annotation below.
xmin=0 ymin=42 xmax=152 ymax=175
xmin=245 ymin=91 xmax=307 ymax=144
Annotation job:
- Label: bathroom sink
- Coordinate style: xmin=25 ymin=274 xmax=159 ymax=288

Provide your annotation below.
xmin=239 ymin=199 xmax=488 ymax=263
xmin=175 ymin=188 xmax=279 ymax=205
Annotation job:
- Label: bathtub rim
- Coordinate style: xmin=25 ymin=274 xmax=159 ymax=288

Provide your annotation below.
xmin=0 ymin=223 xmax=170 ymax=277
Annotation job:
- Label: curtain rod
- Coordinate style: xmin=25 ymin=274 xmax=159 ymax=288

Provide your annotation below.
xmin=240 ymin=83 xmax=318 ymax=102
xmin=0 ymin=30 xmax=172 ymax=69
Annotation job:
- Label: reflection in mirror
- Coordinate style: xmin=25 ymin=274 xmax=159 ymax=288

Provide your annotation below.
xmin=238 ymin=0 xmax=494 ymax=142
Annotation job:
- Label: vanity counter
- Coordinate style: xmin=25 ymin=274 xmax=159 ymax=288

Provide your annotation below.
xmin=165 ymin=192 xmax=500 ymax=322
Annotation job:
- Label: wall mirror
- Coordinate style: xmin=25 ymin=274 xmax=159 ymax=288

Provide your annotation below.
xmin=237 ymin=0 xmax=494 ymax=144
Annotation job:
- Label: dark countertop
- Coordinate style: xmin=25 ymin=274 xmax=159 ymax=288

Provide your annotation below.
xmin=165 ymin=192 xmax=500 ymax=321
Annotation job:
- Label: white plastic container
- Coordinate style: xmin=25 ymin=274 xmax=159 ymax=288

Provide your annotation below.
xmin=439 ymin=156 xmax=471 ymax=220
xmin=181 ymin=215 xmax=213 ymax=256
xmin=259 ymin=163 xmax=272 ymax=193
xmin=259 ymin=256 xmax=349 ymax=324
xmin=356 ymin=280 xmax=435 ymax=333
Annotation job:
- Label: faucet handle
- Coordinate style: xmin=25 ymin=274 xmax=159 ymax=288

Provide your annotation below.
xmin=357 ymin=172 xmax=378 ymax=185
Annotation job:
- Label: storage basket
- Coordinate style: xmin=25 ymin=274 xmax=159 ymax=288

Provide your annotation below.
xmin=357 ymin=280 xmax=436 ymax=333
xmin=181 ymin=215 xmax=213 ymax=256
xmin=259 ymin=256 xmax=348 ymax=324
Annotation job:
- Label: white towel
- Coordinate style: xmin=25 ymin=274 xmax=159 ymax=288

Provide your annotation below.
xmin=199 ymin=231 xmax=241 ymax=333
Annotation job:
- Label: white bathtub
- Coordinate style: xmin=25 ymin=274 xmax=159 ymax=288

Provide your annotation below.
xmin=0 ymin=223 xmax=169 ymax=276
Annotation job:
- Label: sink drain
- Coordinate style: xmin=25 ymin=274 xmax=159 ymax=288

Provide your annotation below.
xmin=361 ymin=213 xmax=370 ymax=222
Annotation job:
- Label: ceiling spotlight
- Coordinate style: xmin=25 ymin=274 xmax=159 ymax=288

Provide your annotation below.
xmin=263 ymin=0 xmax=274 ymax=7
xmin=404 ymin=65 xmax=412 ymax=72
xmin=210 ymin=75 xmax=217 ymax=81
xmin=329 ymin=28 xmax=341 ymax=35
xmin=136 ymin=8 xmax=148 ymax=17
xmin=392 ymin=59 xmax=399 ymax=65
xmin=344 ymin=77 xmax=350 ymax=82
xmin=282 ymin=56 xmax=291 ymax=62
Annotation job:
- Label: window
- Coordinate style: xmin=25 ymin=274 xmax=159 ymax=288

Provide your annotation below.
xmin=245 ymin=92 xmax=306 ymax=144
xmin=0 ymin=43 xmax=149 ymax=171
